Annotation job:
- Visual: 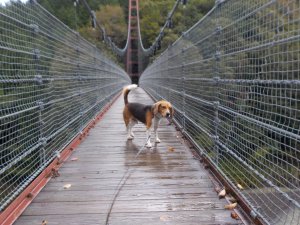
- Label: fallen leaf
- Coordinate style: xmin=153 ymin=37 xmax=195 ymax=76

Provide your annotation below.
xmin=42 ymin=220 xmax=47 ymax=225
xmin=168 ymin=146 xmax=175 ymax=152
xmin=225 ymin=202 xmax=237 ymax=210
xmin=71 ymin=157 xmax=79 ymax=161
xmin=63 ymin=184 xmax=72 ymax=189
xmin=218 ymin=188 xmax=226 ymax=198
xmin=51 ymin=168 xmax=60 ymax=178
xmin=27 ymin=193 xmax=34 ymax=199
xmin=160 ymin=215 xmax=170 ymax=221
xmin=231 ymin=212 xmax=239 ymax=220
xmin=237 ymin=183 xmax=244 ymax=190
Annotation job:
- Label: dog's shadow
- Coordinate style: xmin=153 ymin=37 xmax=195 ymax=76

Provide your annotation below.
xmin=125 ymin=140 xmax=164 ymax=170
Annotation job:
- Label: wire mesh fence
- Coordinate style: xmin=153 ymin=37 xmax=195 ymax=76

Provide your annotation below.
xmin=140 ymin=0 xmax=300 ymax=224
xmin=0 ymin=1 xmax=130 ymax=211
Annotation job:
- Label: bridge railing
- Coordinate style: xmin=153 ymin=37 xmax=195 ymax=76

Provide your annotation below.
xmin=0 ymin=1 xmax=130 ymax=211
xmin=140 ymin=0 xmax=300 ymax=224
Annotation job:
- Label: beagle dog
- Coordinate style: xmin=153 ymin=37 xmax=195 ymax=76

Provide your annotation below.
xmin=123 ymin=84 xmax=173 ymax=148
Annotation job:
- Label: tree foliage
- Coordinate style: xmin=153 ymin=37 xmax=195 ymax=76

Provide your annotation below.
xmin=95 ymin=5 xmax=127 ymax=47
xmin=140 ymin=0 xmax=214 ymax=51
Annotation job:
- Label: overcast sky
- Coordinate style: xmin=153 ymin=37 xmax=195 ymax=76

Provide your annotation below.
xmin=0 ymin=0 xmax=28 ymax=5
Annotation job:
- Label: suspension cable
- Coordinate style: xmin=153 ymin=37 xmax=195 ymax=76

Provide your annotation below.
xmin=80 ymin=0 xmax=128 ymax=57
xmin=138 ymin=0 xmax=182 ymax=56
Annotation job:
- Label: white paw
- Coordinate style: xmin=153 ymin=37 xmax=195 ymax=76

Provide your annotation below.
xmin=127 ymin=135 xmax=134 ymax=140
xmin=155 ymin=138 xmax=161 ymax=143
xmin=146 ymin=142 xmax=152 ymax=148
xmin=130 ymin=132 xmax=135 ymax=137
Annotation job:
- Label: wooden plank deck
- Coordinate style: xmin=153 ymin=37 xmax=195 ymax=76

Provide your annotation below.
xmin=14 ymin=88 xmax=243 ymax=225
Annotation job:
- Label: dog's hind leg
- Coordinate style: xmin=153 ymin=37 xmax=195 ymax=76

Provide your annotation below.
xmin=123 ymin=107 xmax=134 ymax=140
xmin=130 ymin=119 xmax=137 ymax=137
xmin=127 ymin=119 xmax=136 ymax=140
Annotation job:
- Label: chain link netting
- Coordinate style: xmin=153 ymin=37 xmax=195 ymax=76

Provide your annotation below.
xmin=140 ymin=0 xmax=300 ymax=224
xmin=0 ymin=1 xmax=130 ymax=211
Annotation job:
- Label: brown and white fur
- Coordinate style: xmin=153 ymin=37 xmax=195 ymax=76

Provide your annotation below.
xmin=123 ymin=84 xmax=173 ymax=148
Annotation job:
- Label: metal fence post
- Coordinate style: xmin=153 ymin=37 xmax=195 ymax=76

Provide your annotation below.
xmin=213 ymin=53 xmax=220 ymax=166
xmin=213 ymin=1 xmax=222 ymax=166
xmin=31 ymin=21 xmax=46 ymax=166
xmin=181 ymin=47 xmax=186 ymax=132
xmin=76 ymin=33 xmax=83 ymax=133
xmin=167 ymin=46 xmax=171 ymax=101
xmin=94 ymin=45 xmax=98 ymax=108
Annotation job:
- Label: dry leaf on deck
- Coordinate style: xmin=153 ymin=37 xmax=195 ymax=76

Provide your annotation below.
xmin=51 ymin=168 xmax=60 ymax=178
xmin=160 ymin=215 xmax=170 ymax=221
xmin=42 ymin=220 xmax=47 ymax=225
xmin=218 ymin=188 xmax=226 ymax=198
xmin=237 ymin=183 xmax=244 ymax=190
xmin=168 ymin=147 xmax=175 ymax=152
xmin=63 ymin=184 xmax=72 ymax=189
xmin=231 ymin=212 xmax=239 ymax=220
xmin=224 ymin=202 xmax=237 ymax=210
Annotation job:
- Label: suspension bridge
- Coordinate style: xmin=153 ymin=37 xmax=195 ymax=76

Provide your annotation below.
xmin=0 ymin=0 xmax=299 ymax=225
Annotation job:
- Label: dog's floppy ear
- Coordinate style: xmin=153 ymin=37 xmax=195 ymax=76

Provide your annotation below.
xmin=152 ymin=102 xmax=161 ymax=115
xmin=170 ymin=106 xmax=174 ymax=119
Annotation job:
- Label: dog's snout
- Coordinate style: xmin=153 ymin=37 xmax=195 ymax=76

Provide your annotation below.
xmin=166 ymin=112 xmax=170 ymax=117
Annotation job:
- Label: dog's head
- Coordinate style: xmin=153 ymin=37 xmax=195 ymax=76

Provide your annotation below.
xmin=153 ymin=100 xmax=174 ymax=118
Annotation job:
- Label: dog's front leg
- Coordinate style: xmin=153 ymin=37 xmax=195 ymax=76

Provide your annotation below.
xmin=145 ymin=113 xmax=153 ymax=148
xmin=146 ymin=129 xmax=152 ymax=148
xmin=153 ymin=117 xmax=161 ymax=143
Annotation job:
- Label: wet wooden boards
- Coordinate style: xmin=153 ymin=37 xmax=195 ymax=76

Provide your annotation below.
xmin=14 ymin=88 xmax=243 ymax=225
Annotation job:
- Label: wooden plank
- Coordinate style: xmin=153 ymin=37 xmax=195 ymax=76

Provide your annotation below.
xmin=31 ymin=187 xmax=220 ymax=202
xmin=21 ymin=199 xmax=229 ymax=215
xmin=15 ymin=211 xmax=243 ymax=225
xmin=42 ymin=180 xmax=214 ymax=191
xmin=14 ymin=88 xmax=244 ymax=225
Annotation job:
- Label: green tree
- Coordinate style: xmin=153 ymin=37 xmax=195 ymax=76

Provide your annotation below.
xmin=95 ymin=4 xmax=127 ymax=47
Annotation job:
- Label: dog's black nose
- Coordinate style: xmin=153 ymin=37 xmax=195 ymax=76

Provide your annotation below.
xmin=166 ymin=113 xmax=170 ymax=117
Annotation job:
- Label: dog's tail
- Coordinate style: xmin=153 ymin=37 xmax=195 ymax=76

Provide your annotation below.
xmin=123 ymin=84 xmax=138 ymax=105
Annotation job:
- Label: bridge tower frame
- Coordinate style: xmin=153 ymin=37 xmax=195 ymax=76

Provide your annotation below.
xmin=126 ymin=0 xmax=141 ymax=84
